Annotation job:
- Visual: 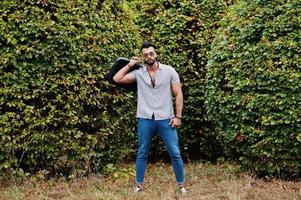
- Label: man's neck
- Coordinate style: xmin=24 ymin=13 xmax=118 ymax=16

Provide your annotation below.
xmin=147 ymin=62 xmax=159 ymax=72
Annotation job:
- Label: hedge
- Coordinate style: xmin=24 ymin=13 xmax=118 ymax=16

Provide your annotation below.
xmin=205 ymin=0 xmax=301 ymax=177
xmin=0 ymin=0 xmax=141 ymax=176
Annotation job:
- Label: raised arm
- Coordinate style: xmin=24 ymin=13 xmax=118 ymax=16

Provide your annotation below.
xmin=113 ymin=57 xmax=139 ymax=84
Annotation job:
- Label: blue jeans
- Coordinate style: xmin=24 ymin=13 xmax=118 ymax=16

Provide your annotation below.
xmin=135 ymin=118 xmax=185 ymax=185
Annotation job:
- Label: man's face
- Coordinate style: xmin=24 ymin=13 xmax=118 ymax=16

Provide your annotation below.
xmin=141 ymin=47 xmax=157 ymax=65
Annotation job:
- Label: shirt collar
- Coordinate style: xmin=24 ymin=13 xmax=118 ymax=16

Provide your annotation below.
xmin=143 ymin=62 xmax=162 ymax=72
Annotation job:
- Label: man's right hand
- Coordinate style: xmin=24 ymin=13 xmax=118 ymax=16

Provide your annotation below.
xmin=113 ymin=57 xmax=138 ymax=84
xmin=128 ymin=57 xmax=140 ymax=68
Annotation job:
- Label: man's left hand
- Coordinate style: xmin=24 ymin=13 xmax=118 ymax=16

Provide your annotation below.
xmin=169 ymin=117 xmax=182 ymax=128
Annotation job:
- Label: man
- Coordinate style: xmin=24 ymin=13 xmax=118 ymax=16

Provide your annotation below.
xmin=113 ymin=41 xmax=186 ymax=193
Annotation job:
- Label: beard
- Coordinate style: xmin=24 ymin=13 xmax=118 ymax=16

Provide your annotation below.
xmin=144 ymin=59 xmax=156 ymax=65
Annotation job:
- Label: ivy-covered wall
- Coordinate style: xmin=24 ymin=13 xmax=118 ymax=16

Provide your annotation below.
xmin=205 ymin=0 xmax=301 ymax=177
xmin=0 ymin=0 xmax=141 ymax=175
xmin=1 ymin=0 xmax=300 ymax=178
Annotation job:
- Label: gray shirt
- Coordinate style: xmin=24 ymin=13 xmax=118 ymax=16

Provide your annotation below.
xmin=129 ymin=63 xmax=180 ymax=120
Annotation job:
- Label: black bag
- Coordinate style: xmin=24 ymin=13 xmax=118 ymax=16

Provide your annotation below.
xmin=107 ymin=57 xmax=141 ymax=92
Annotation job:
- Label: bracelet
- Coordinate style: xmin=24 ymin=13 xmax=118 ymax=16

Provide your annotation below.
xmin=175 ymin=115 xmax=182 ymax=119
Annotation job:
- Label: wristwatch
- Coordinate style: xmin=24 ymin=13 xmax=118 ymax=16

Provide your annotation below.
xmin=175 ymin=115 xmax=182 ymax=119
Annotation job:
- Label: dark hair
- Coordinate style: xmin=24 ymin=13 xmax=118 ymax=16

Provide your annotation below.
xmin=140 ymin=41 xmax=156 ymax=51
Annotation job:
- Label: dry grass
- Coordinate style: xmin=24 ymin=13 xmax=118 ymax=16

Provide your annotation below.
xmin=0 ymin=162 xmax=300 ymax=200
